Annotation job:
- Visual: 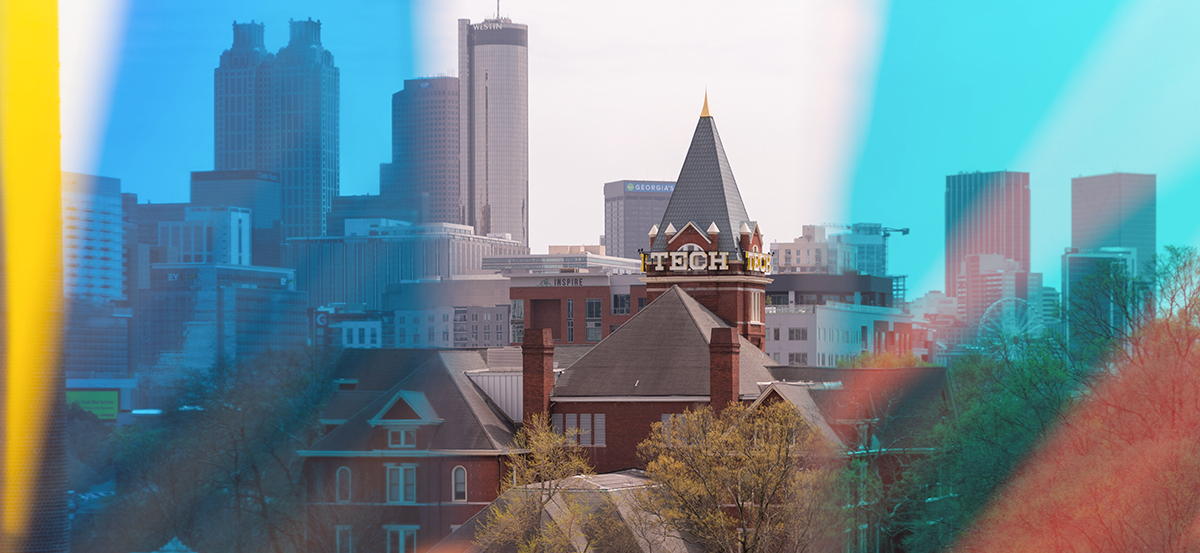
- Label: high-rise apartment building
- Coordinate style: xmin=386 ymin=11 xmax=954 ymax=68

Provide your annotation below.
xmin=458 ymin=18 xmax=529 ymax=245
xmin=214 ymin=19 xmax=339 ymax=239
xmin=944 ymin=171 xmax=1031 ymax=296
xmin=1072 ymin=172 xmax=1156 ymax=273
xmin=603 ymin=180 xmax=674 ymax=260
xmin=62 ymin=172 xmax=130 ymax=378
xmin=381 ymin=77 xmax=461 ymax=224
xmin=770 ymin=226 xmax=858 ymax=275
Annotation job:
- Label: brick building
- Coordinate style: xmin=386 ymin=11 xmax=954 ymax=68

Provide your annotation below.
xmin=507 ymin=272 xmax=647 ymax=345
xmin=298 ymin=349 xmax=516 ymax=551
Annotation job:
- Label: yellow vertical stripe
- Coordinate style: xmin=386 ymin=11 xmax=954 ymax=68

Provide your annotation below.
xmin=0 ymin=0 xmax=62 ymax=540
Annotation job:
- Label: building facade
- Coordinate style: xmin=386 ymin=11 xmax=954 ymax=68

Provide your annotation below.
xmin=215 ymin=19 xmax=339 ymax=239
xmin=944 ymin=170 xmax=1030 ymax=296
xmin=139 ymin=263 xmax=307 ymax=374
xmin=602 ymin=180 xmax=674 ymax=260
xmin=380 ymin=77 xmax=461 ymax=225
xmin=1072 ymin=172 xmax=1156 ymax=274
xmin=955 ymin=253 xmax=1044 ymax=335
xmin=190 ymin=169 xmax=284 ymax=267
xmin=157 ymin=206 xmax=253 ymax=266
xmin=508 ymin=272 xmax=647 ymax=346
xmin=764 ymin=302 xmax=921 ymax=367
xmin=1061 ymin=247 xmax=1140 ymax=346
xmin=62 ymin=172 xmax=130 ymax=378
xmin=770 ymin=225 xmax=858 ymax=275
xmin=458 ymin=17 xmax=529 ymax=245
xmin=284 ymin=221 xmax=526 ymax=310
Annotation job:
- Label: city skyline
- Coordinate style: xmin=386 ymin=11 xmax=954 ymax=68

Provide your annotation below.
xmin=63 ymin=0 xmax=1200 ymax=296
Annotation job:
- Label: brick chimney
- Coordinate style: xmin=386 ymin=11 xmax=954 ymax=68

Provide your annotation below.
xmin=709 ymin=327 xmax=741 ymax=415
xmin=522 ymin=328 xmax=555 ymax=425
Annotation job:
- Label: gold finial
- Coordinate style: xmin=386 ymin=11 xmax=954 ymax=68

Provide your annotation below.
xmin=700 ymin=90 xmax=711 ymax=118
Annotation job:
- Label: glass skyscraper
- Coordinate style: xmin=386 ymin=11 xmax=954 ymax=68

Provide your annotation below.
xmin=214 ymin=19 xmax=339 ymax=239
xmin=458 ymin=18 xmax=529 ymax=245
xmin=1071 ymin=172 xmax=1156 ymax=274
xmin=380 ymin=77 xmax=461 ymax=224
xmin=944 ymin=171 xmax=1031 ymax=296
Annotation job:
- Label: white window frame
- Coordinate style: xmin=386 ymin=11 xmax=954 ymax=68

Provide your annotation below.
xmin=452 ymin=466 xmax=468 ymax=502
xmin=386 ymin=465 xmax=418 ymax=504
xmin=336 ymin=466 xmax=351 ymax=503
xmin=336 ymin=525 xmax=352 ymax=553
xmin=388 ymin=429 xmax=416 ymax=448
xmin=384 ymin=525 xmax=418 ymax=553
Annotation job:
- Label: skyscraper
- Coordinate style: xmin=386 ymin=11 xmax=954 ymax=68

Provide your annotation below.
xmin=602 ymin=179 xmax=674 ymax=260
xmin=215 ymin=19 xmax=339 ymax=239
xmin=1072 ymin=172 xmax=1156 ymax=272
xmin=944 ymin=171 xmax=1030 ymax=296
xmin=458 ymin=17 xmax=529 ymax=245
xmin=380 ymin=77 xmax=461 ymax=224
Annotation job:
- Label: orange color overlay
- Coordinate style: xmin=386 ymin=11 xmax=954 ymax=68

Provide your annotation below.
xmin=0 ymin=0 xmax=62 ymax=541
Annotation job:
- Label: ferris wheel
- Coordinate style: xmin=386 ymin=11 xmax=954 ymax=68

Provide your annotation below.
xmin=977 ymin=297 xmax=1043 ymax=342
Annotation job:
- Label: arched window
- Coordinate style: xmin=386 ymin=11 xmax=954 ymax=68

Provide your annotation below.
xmin=336 ymin=466 xmax=351 ymax=503
xmin=452 ymin=466 xmax=467 ymax=502
xmin=679 ymin=243 xmax=703 ymax=252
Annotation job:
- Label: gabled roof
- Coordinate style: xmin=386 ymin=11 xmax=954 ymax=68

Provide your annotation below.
xmin=320 ymin=390 xmax=384 ymax=423
xmin=302 ymin=349 xmax=515 ymax=455
xmin=781 ymin=366 xmax=949 ymax=449
xmin=368 ymin=390 xmax=439 ymax=424
xmin=752 ymin=382 xmax=844 ymax=448
xmin=553 ymin=286 xmax=779 ymax=398
xmin=430 ymin=470 xmax=704 ymax=553
xmin=651 ymin=111 xmax=751 ymax=257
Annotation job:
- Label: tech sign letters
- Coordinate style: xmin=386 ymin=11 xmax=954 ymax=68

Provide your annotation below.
xmin=642 ymin=250 xmax=770 ymax=273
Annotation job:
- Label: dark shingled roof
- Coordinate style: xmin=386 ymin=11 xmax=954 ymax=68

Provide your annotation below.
xmin=651 ymin=113 xmax=751 ymax=257
xmin=553 ymin=286 xmax=779 ymax=398
xmin=752 ymin=383 xmax=844 ymax=448
xmin=331 ymin=348 xmax=439 ymax=391
xmin=303 ymin=349 xmax=515 ymax=455
xmin=320 ymin=390 xmax=384 ymax=421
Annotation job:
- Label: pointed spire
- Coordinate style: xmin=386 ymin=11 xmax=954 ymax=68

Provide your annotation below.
xmin=707 ymin=222 xmax=720 ymax=234
xmin=739 ymin=222 xmax=752 ymax=235
xmin=700 ymin=90 xmax=711 ymax=118
xmin=665 ymin=223 xmax=677 ymax=236
xmin=648 ymin=224 xmax=659 ymax=237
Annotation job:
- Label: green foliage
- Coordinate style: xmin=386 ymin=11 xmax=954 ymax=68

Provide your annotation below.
xmin=474 ymin=413 xmax=600 ymax=552
xmin=836 ymin=351 xmax=930 ymax=369
xmin=636 ymin=402 xmax=842 ymax=553
xmin=900 ymin=333 xmax=1077 ymax=552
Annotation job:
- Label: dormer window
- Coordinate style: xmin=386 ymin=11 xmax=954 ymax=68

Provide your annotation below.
xmin=389 ymin=429 xmax=416 ymax=448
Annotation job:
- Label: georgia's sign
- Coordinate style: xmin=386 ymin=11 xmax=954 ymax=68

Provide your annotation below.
xmin=642 ymin=250 xmax=771 ymax=273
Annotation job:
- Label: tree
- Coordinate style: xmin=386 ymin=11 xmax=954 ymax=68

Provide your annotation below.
xmin=474 ymin=413 xmax=601 ymax=552
xmin=84 ymin=348 xmax=338 ymax=553
xmin=837 ymin=351 xmax=928 ymax=369
xmin=635 ymin=401 xmax=842 ymax=553
xmin=899 ymin=332 xmax=1077 ymax=552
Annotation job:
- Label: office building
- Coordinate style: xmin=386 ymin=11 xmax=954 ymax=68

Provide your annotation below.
xmin=380 ymin=77 xmax=461 ymax=224
xmin=508 ymin=272 xmax=647 ymax=346
xmin=1061 ymin=247 xmax=1140 ymax=345
xmin=1072 ymin=172 xmax=1156 ymax=274
xmin=139 ymin=263 xmax=307 ymax=374
xmin=62 ymin=172 xmax=130 ymax=378
xmin=482 ymin=247 xmax=641 ymax=275
xmin=764 ymin=302 xmax=922 ymax=367
xmin=945 ymin=171 xmax=1030 ymax=296
xmin=459 ymin=17 xmax=529 ymax=245
xmin=215 ymin=19 xmax=339 ymax=238
xmin=191 ymin=170 xmax=284 ymax=266
xmin=383 ymin=276 xmax=513 ymax=349
xmin=833 ymin=223 xmax=887 ymax=276
xmin=283 ymin=221 xmax=526 ymax=310
xmin=602 ymin=180 xmax=674 ymax=260
xmin=766 ymin=273 xmax=895 ymax=308
xmin=326 ymin=194 xmax=412 ymax=237
xmin=158 ymin=206 xmax=252 ymax=265
xmin=955 ymin=253 xmax=1044 ymax=334
xmin=770 ymin=226 xmax=858 ymax=275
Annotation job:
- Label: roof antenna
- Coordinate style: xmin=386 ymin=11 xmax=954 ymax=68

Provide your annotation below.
xmin=497 ymin=0 xmax=501 ymax=18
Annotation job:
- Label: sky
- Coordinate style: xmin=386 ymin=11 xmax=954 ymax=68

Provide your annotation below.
xmin=63 ymin=0 xmax=1200 ymax=300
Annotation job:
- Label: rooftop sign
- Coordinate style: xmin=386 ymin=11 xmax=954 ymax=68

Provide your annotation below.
xmin=625 ymin=182 xmax=675 ymax=194
xmin=642 ymin=250 xmax=771 ymax=273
